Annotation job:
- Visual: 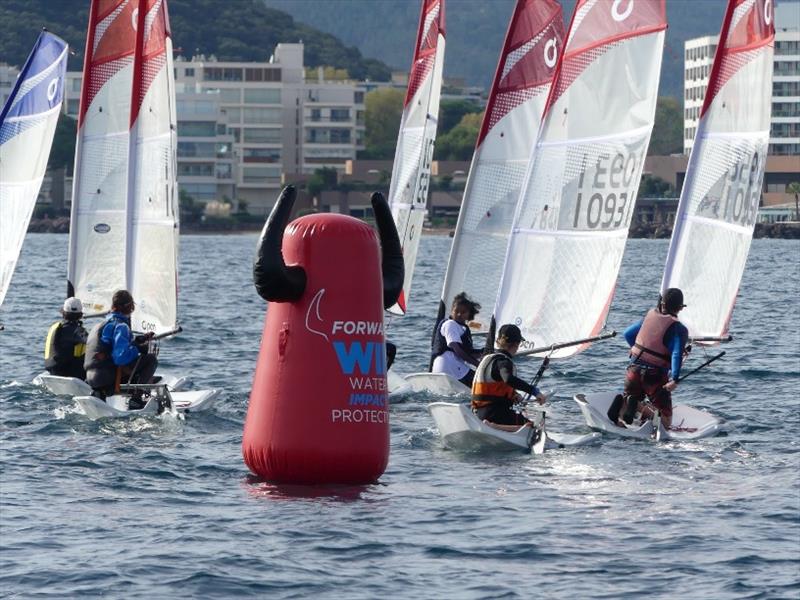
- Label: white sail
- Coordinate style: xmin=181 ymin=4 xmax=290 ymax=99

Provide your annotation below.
xmin=387 ymin=0 xmax=445 ymax=315
xmin=438 ymin=0 xmax=564 ymax=334
xmin=67 ymin=0 xmax=138 ymax=314
xmin=661 ymin=0 xmax=774 ymax=339
xmin=0 ymin=32 xmax=68 ymax=309
xmin=493 ymin=0 xmax=667 ymax=358
xmin=127 ymin=0 xmax=179 ymax=334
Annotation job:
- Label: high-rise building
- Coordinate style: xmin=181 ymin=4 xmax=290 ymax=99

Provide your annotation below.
xmin=683 ymin=2 xmax=800 ymax=156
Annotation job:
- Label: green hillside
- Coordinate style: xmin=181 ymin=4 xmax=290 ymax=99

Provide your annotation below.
xmin=264 ymin=0 xmax=731 ymax=100
xmin=0 ymin=0 xmax=391 ymax=80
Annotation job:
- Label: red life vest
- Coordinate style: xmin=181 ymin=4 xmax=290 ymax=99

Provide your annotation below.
xmin=630 ymin=309 xmax=679 ymax=369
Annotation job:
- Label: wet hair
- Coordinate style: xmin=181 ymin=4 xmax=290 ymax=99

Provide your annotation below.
xmin=451 ymin=292 xmax=481 ymax=319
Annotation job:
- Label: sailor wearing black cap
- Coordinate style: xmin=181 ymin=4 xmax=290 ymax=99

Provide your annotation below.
xmin=609 ymin=287 xmax=689 ymax=429
xmin=470 ymin=324 xmax=547 ymax=428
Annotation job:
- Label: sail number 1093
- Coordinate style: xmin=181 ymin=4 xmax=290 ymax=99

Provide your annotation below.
xmin=572 ymin=151 xmax=639 ymax=230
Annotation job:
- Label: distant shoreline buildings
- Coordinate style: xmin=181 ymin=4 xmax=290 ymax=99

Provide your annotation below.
xmin=1 ymin=5 xmax=797 ymax=222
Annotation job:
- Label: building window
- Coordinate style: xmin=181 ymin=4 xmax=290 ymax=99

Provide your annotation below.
xmin=177 ymin=121 xmax=217 ymax=137
xmin=305 ymin=128 xmax=352 ymax=144
xmin=330 ymin=108 xmax=350 ymax=122
xmin=185 ymin=68 xmax=195 ymax=77
xmin=355 ymin=91 xmax=365 ymax=104
xmin=243 ymin=107 xmax=282 ymax=124
xmin=242 ymin=165 xmax=281 ymax=183
xmin=243 ymin=147 xmax=282 ymax=163
xmin=244 ymin=88 xmax=281 ymax=104
xmin=204 ymin=67 xmax=243 ymax=81
xmin=178 ymin=141 xmax=216 ymax=158
xmin=178 ymin=162 xmax=215 ymax=177
xmin=243 ymin=128 xmax=282 ymax=143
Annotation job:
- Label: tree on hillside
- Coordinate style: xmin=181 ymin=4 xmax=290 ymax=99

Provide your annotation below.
xmin=47 ymin=114 xmax=77 ymax=174
xmin=361 ymin=88 xmax=403 ymax=159
xmin=434 ymin=112 xmax=482 ymax=161
xmin=649 ymin=97 xmax=683 ymax=156
xmin=0 ymin=0 xmax=391 ymax=81
xmin=438 ymin=99 xmax=482 ymax=134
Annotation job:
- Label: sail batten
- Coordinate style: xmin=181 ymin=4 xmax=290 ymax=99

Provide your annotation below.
xmin=437 ymin=0 xmax=564 ymax=335
xmin=661 ymin=0 xmax=774 ymax=340
xmin=0 ymin=32 xmax=68 ymax=310
xmin=493 ymin=0 xmax=666 ymax=358
xmin=387 ymin=0 xmax=446 ymax=315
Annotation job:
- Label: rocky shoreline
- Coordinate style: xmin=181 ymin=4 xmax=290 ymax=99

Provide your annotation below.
xmin=27 ymin=217 xmax=800 ymax=239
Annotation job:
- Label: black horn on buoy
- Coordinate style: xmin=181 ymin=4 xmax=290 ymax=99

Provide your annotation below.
xmin=253 ymin=186 xmax=307 ymax=302
xmin=370 ymin=192 xmax=404 ymax=310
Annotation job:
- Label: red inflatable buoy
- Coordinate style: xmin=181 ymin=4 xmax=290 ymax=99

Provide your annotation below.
xmin=243 ymin=187 xmax=404 ymax=484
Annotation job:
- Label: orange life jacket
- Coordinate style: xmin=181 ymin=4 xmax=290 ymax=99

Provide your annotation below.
xmin=471 ymin=352 xmax=517 ymax=409
xmin=630 ymin=309 xmax=679 ymax=369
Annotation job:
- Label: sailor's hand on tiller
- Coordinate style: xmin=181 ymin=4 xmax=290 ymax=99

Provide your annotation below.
xmin=664 ymin=380 xmax=678 ymax=392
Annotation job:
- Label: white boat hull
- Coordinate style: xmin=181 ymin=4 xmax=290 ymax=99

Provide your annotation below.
xmin=33 ymin=372 xmax=189 ymax=396
xmin=75 ymin=388 xmax=220 ymax=421
xmin=387 ymin=369 xmax=413 ymax=398
xmin=574 ymin=392 xmax=721 ymax=441
xmin=404 ymin=373 xmax=470 ymax=396
xmin=428 ymin=402 xmax=600 ymax=452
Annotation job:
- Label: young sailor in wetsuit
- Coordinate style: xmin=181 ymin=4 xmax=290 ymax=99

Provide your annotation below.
xmin=431 ymin=292 xmax=482 ymax=386
xmin=44 ymin=297 xmax=88 ymax=379
xmin=471 ymin=324 xmax=547 ymax=430
xmin=608 ymin=287 xmax=689 ymax=430
xmin=84 ymin=290 xmax=157 ymax=406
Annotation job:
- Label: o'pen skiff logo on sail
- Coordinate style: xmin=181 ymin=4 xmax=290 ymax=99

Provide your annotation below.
xmin=611 ymin=0 xmax=634 ymax=22
xmin=47 ymin=79 xmax=58 ymax=102
xmin=93 ymin=223 xmax=111 ymax=234
xmin=544 ymin=38 xmax=558 ymax=68
xmin=131 ymin=8 xmax=139 ymax=31
xmin=765 ymin=0 xmax=773 ymax=25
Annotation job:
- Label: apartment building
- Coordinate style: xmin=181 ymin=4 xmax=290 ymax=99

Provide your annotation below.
xmin=683 ymin=2 xmax=800 ymax=156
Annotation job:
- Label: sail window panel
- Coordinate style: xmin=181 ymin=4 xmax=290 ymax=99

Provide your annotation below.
xmin=243 ymin=128 xmax=281 ymax=143
xmin=244 ymin=88 xmax=281 ymax=104
xmin=243 ymin=107 xmax=282 ymax=124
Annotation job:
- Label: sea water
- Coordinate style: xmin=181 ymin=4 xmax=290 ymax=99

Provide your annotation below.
xmin=1 ymin=234 xmax=798 ymax=599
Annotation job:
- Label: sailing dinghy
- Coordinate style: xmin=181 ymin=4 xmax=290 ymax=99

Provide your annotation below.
xmin=425 ymin=0 xmax=667 ymax=451
xmin=577 ymin=0 xmax=774 ymax=441
xmin=404 ymin=0 xmax=564 ymax=397
xmin=34 ymin=0 xmax=218 ymax=416
xmin=0 ymin=31 xmax=68 ymax=327
xmin=429 ymin=402 xmax=600 ymax=453
xmin=387 ymin=0 xmax=446 ymax=316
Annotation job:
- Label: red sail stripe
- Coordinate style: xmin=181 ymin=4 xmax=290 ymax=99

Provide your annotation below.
xmin=477 ymin=0 xmax=564 ymax=146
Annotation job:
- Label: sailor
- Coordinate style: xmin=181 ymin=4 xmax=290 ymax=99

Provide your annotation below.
xmin=609 ymin=287 xmax=689 ymax=430
xmin=431 ymin=292 xmax=482 ymax=386
xmin=43 ymin=297 xmax=88 ymax=379
xmin=84 ymin=290 xmax=157 ymax=405
xmin=470 ymin=324 xmax=547 ymax=430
